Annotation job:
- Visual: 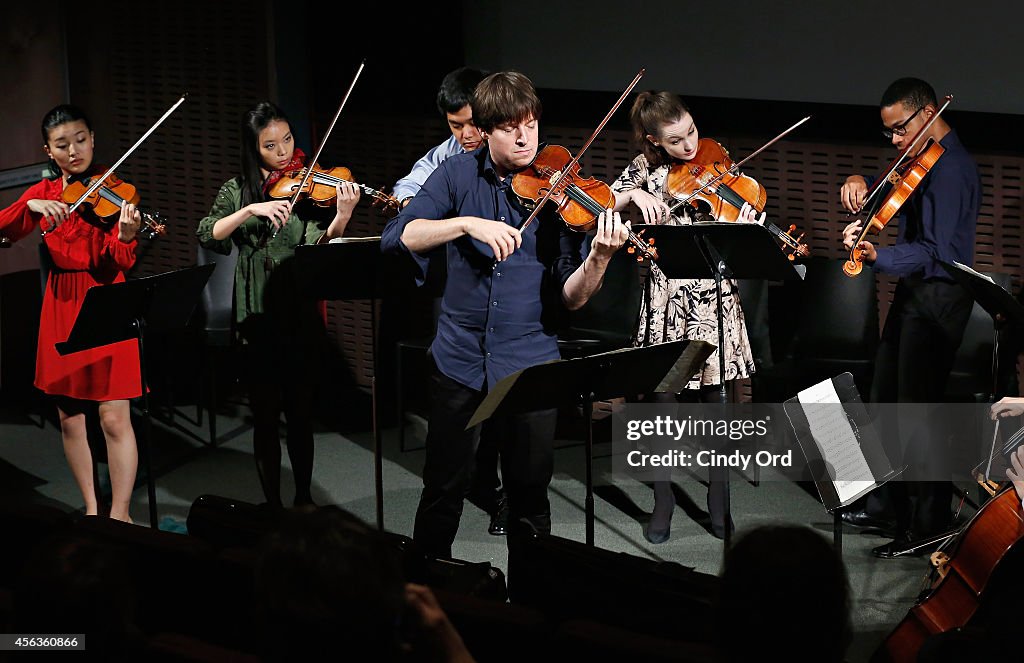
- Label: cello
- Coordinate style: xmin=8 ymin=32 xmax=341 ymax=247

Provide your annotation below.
xmin=876 ymin=421 xmax=1024 ymax=661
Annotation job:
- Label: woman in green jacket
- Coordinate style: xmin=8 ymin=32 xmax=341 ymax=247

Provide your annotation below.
xmin=197 ymin=101 xmax=359 ymax=507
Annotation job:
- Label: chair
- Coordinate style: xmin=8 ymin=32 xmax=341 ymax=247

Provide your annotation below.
xmin=944 ymin=270 xmax=1012 ymax=402
xmin=195 ymin=244 xmax=238 ymax=446
xmin=396 ymin=296 xmax=441 ymax=452
xmin=754 ymin=257 xmax=879 ymax=402
xmin=557 ymin=243 xmax=644 ymax=359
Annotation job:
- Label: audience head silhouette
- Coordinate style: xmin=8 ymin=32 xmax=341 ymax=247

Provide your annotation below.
xmin=717 ymin=525 xmax=851 ymax=663
xmin=255 ymin=506 xmax=405 ymax=662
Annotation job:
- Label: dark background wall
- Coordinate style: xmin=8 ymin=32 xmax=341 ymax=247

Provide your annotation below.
xmin=0 ymin=0 xmax=1021 ymax=403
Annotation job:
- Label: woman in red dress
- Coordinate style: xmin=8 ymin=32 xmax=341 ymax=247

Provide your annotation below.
xmin=0 ymin=105 xmax=144 ymax=522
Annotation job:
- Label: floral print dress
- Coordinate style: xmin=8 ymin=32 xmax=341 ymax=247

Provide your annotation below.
xmin=612 ymin=153 xmax=755 ymax=389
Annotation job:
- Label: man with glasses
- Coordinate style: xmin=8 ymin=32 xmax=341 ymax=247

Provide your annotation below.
xmin=837 ymin=77 xmax=979 ymax=558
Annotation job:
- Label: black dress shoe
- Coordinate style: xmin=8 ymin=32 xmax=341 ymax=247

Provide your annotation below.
xmin=871 ymin=532 xmax=945 ymax=559
xmin=841 ymin=509 xmax=896 ymax=530
xmin=871 ymin=536 xmax=918 ymax=559
xmin=488 ymin=497 xmax=509 ymax=536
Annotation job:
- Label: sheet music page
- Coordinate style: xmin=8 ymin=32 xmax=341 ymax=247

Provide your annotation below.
xmin=328 ymin=235 xmax=382 ymax=244
xmin=797 ymin=379 xmax=875 ymax=503
xmin=953 ymin=260 xmax=995 ymax=284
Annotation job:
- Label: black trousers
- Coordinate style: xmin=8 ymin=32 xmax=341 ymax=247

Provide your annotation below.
xmin=866 ymin=277 xmax=973 ymax=536
xmin=413 ymin=359 xmax=556 ymax=559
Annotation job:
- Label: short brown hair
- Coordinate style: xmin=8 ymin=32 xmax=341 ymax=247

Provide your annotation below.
xmin=629 ymin=91 xmax=690 ymax=169
xmin=471 ymin=71 xmax=542 ymax=133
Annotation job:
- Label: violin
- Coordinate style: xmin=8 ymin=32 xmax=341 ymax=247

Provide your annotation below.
xmin=665 ymin=138 xmax=809 ymax=260
xmin=843 ymin=94 xmax=953 ymax=278
xmin=60 ymin=170 xmax=167 ymax=239
xmin=267 ymin=164 xmax=401 ymax=218
xmin=843 ymin=141 xmax=945 ymax=276
xmin=512 ymin=144 xmax=657 ymax=261
xmin=509 ymin=69 xmax=657 ymax=262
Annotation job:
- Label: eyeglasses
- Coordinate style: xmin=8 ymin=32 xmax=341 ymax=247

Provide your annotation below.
xmin=881 ymin=106 xmax=923 ymax=139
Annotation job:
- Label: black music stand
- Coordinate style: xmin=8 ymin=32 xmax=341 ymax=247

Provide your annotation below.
xmin=467 ymin=339 xmax=713 ymax=546
xmin=782 ymin=372 xmax=899 ymax=553
xmin=294 ymin=238 xmax=442 ymax=531
xmin=939 ymin=260 xmax=1024 ymax=399
xmin=56 ymin=264 xmax=215 ymax=528
xmin=633 ymin=222 xmax=804 ymax=546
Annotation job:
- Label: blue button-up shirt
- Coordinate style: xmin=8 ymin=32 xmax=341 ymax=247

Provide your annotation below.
xmin=392 ymin=135 xmax=465 ymax=202
xmin=382 ymin=148 xmax=584 ymax=391
xmin=870 ymin=129 xmax=979 ymax=280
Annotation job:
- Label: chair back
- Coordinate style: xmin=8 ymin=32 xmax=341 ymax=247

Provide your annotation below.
xmin=560 ymin=247 xmax=644 ymax=354
xmin=792 ymin=257 xmax=879 ymax=363
xmin=946 ymin=270 xmax=1011 ymax=400
xmin=197 ymin=244 xmax=237 ymax=346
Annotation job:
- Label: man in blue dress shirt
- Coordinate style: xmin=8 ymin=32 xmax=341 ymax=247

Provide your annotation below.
xmin=382 ymin=71 xmax=629 ymax=559
xmin=839 ymin=77 xmax=979 ymax=558
xmin=392 ymin=67 xmax=487 ymax=206
xmin=392 ymin=66 xmax=513 ymax=538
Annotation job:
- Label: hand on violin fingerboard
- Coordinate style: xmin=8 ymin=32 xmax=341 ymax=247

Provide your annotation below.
xmin=735 ymin=202 xmax=765 ymax=224
xmin=117 ymin=202 xmax=143 ymax=243
xmin=589 ymin=209 xmax=629 ymax=259
xmin=335 ymin=182 xmax=361 ymax=216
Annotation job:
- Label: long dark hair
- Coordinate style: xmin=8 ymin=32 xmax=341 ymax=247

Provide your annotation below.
xmin=629 ymin=91 xmax=689 ymax=169
xmin=240 ymin=101 xmax=291 ymax=208
xmin=40 ymin=104 xmax=92 ymax=179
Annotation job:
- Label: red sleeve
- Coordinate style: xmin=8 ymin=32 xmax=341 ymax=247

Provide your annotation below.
xmin=0 ymin=180 xmax=48 ymax=242
xmin=98 ymin=225 xmax=137 ymax=272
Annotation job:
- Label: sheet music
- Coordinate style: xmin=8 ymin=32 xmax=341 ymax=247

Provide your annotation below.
xmin=797 ymin=379 xmax=875 ymax=503
xmin=328 ymin=235 xmax=382 ymax=244
xmin=953 ymin=260 xmax=996 ymax=284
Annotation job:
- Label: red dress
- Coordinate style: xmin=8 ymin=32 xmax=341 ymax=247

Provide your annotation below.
xmin=0 ymin=178 xmax=142 ymax=401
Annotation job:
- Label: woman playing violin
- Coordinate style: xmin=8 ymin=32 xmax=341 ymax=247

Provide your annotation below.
xmin=0 ymin=104 xmax=144 ymax=522
xmin=196 ymin=101 xmax=359 ymax=508
xmin=838 ymin=78 xmax=979 ymax=559
xmin=612 ymin=91 xmax=761 ymax=543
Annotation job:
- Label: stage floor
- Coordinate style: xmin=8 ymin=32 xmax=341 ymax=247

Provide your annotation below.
xmin=0 ymin=396 xmax=946 ymax=662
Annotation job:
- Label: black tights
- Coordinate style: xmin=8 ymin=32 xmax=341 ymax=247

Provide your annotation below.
xmin=248 ymin=378 xmax=315 ymax=507
xmin=647 ymin=385 xmax=732 ymax=538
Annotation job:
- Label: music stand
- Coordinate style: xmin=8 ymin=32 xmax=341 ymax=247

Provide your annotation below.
xmin=939 ymin=260 xmax=1024 ymax=399
xmin=782 ymin=372 xmax=900 ymax=552
xmin=56 ymin=264 xmax=215 ymax=528
xmin=294 ymin=238 xmax=442 ymax=531
xmin=467 ymin=339 xmax=713 ymax=546
xmin=633 ymin=222 xmax=805 ymax=546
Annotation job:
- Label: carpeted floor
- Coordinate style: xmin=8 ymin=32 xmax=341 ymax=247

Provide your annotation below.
xmin=0 ymin=394 xmax=963 ymax=662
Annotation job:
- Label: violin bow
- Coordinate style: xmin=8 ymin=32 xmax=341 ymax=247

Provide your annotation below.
xmin=516 ymin=68 xmax=645 ymax=233
xmin=666 ymin=115 xmax=812 ymax=215
xmin=272 ymin=59 xmax=366 ymax=239
xmin=44 ymin=93 xmax=188 ymax=235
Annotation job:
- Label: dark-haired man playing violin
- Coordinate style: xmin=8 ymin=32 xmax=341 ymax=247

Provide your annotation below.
xmin=838 ymin=77 xmax=979 ymax=558
xmin=393 ymin=66 xmax=514 ymax=539
xmin=382 ymin=71 xmax=628 ymax=562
